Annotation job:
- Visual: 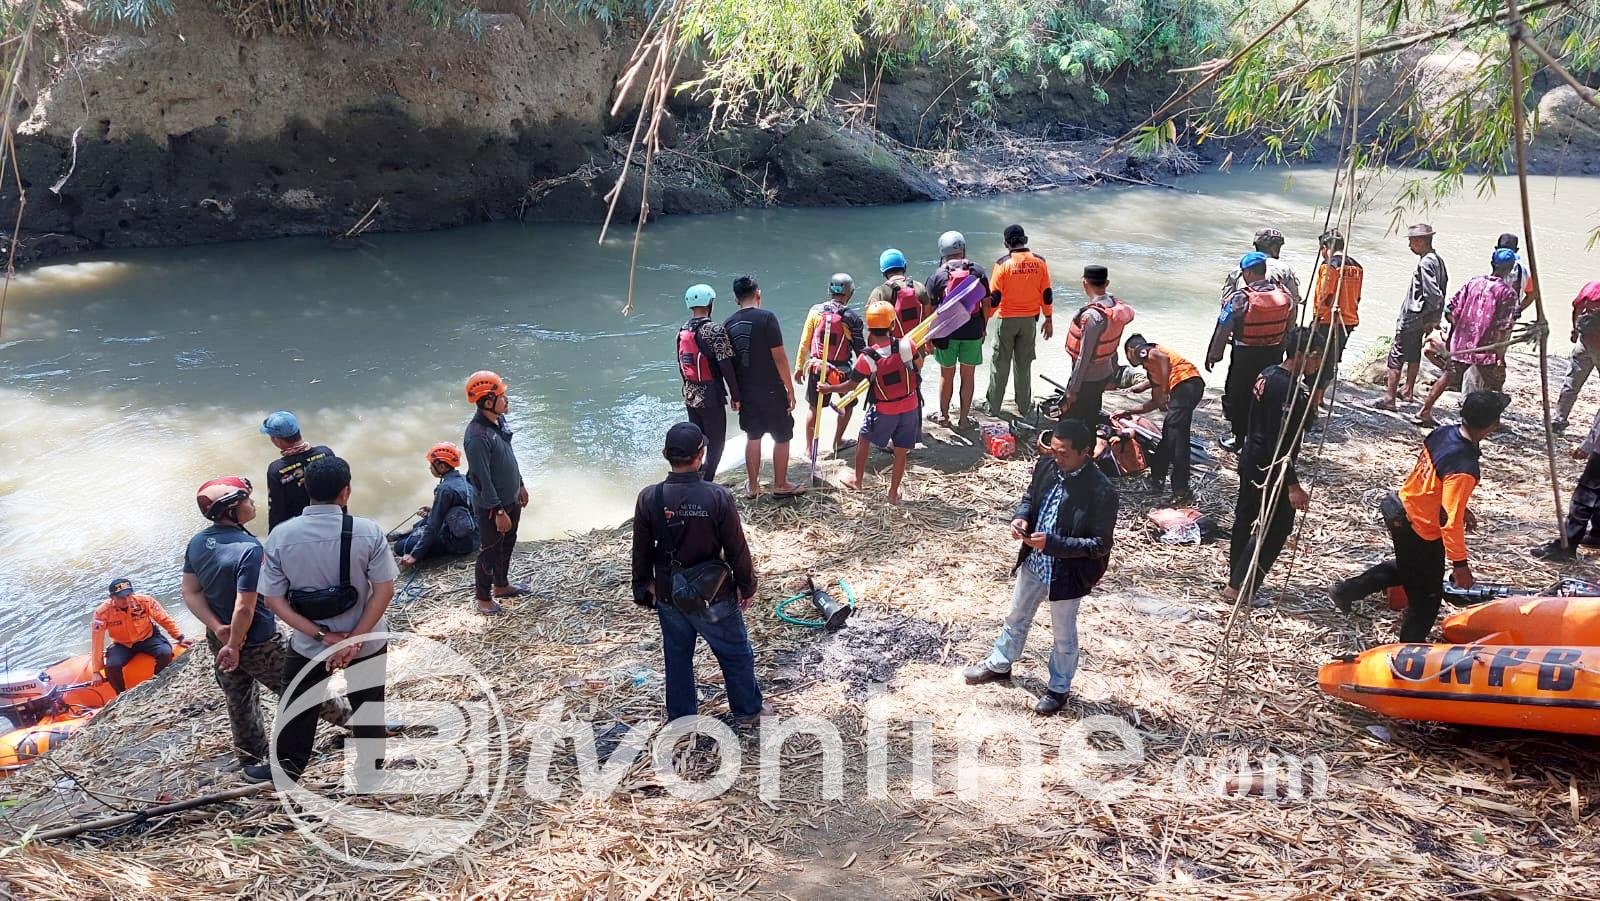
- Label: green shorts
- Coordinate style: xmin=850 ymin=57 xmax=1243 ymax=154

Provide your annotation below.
xmin=933 ymin=338 xmax=984 ymax=368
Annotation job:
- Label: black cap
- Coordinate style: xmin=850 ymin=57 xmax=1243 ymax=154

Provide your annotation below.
xmin=108 ymin=578 xmax=134 ymax=597
xmin=1460 ymin=390 xmax=1511 ymax=429
xmin=1083 ymin=265 xmax=1109 ymax=281
xmin=1003 ymin=224 xmax=1027 ymax=246
xmin=663 ymin=421 xmax=706 ymax=457
xmin=1496 ymin=232 xmax=1519 ymax=251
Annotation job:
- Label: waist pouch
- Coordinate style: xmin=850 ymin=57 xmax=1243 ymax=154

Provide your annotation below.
xmin=287 ymin=515 xmax=359 ymax=621
xmin=670 ymin=559 xmax=734 ymax=617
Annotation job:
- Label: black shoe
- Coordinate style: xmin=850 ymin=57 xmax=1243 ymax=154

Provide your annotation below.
xmin=1531 ymin=541 xmax=1579 ymax=562
xmin=1033 ymin=690 xmax=1068 ymax=715
xmin=1331 ymin=581 xmax=1356 ymax=614
xmin=1552 ymin=419 xmax=1568 ymax=435
xmin=963 ymin=664 xmax=1011 ymax=685
xmin=241 ymin=763 xmax=273 ymax=784
xmin=1169 ymin=492 xmax=1196 ymax=508
xmin=1218 ymin=436 xmax=1240 ymax=453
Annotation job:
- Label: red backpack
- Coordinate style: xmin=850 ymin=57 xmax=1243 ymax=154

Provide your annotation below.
xmin=677 ymin=319 xmax=714 ymax=383
xmin=888 ymin=277 xmax=924 ymax=339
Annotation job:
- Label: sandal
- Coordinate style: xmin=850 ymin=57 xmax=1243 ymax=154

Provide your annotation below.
xmin=1412 ymin=414 xmax=1438 ymax=428
xmin=1372 ymin=399 xmax=1397 ymax=412
xmin=928 ymin=412 xmax=951 ymax=426
xmin=475 ymin=601 xmax=504 ymax=616
xmin=771 ymin=485 xmax=809 ymax=498
xmin=956 ymin=417 xmax=977 ymax=431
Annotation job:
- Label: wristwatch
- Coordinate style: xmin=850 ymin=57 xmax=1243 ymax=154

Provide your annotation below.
xmin=315 ymin=628 xmax=329 ymax=641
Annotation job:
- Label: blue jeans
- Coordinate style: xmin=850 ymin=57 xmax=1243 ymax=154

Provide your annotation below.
xmin=983 ymin=566 xmax=1083 ymax=694
xmin=657 ymin=601 xmax=764 ymax=721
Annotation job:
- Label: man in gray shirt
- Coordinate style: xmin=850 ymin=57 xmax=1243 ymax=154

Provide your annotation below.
xmin=261 ymin=455 xmax=397 ymax=785
xmin=1219 ymin=227 xmax=1302 ymax=307
xmin=1379 ymin=224 xmax=1449 ymax=411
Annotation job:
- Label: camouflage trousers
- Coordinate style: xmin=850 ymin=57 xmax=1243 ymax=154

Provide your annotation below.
xmin=207 ymin=633 xmax=351 ymax=766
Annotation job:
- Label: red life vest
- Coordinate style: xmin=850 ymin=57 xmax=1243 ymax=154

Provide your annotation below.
xmin=809 ymin=301 xmax=853 ymax=363
xmin=941 ymin=260 xmax=985 ymax=315
xmin=888 ymin=277 xmax=924 ymax=339
xmin=1065 ymin=296 xmax=1135 ymax=363
xmin=856 ymin=339 xmax=919 ymax=415
xmin=1238 ymin=284 xmax=1292 ymax=346
xmin=677 ymin=319 xmax=714 ymax=383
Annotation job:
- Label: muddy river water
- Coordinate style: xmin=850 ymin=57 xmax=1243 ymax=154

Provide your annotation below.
xmin=2 ymin=167 xmax=1595 ymax=667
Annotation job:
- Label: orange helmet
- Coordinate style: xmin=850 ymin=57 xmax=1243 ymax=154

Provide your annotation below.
xmin=865 ymin=300 xmax=896 ymax=331
xmin=465 ymin=370 xmax=507 ymax=405
xmin=196 ymin=476 xmax=252 ymax=521
xmin=426 ymin=441 xmax=462 ymax=469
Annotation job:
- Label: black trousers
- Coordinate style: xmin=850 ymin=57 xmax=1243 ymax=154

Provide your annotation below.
xmin=275 ymin=644 xmax=387 ymax=784
xmin=105 ymin=634 xmax=174 ymax=692
xmin=1563 ymin=452 xmax=1600 ymax=547
xmin=1222 ymin=344 xmax=1285 ymax=443
xmin=474 ymin=504 xmax=521 ymax=601
xmin=1063 ymin=377 xmax=1109 ymax=425
xmin=1150 ymin=377 xmax=1205 ymax=495
xmin=1228 ymin=464 xmax=1297 ymax=595
xmin=688 ymin=403 xmax=726 ymax=481
xmin=1338 ymin=517 xmax=1446 ymax=642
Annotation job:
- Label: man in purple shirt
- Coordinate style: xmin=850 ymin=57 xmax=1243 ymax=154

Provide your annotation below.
xmin=1414 ymin=249 xmax=1519 ymax=427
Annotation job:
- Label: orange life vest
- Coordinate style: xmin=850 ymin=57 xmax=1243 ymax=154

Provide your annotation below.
xmin=1238 ymin=284 xmax=1292 ymax=347
xmin=1159 ymin=345 xmax=1201 ymax=392
xmin=1065 ymin=296 xmax=1135 ymax=363
xmin=1312 ymin=259 xmax=1364 ymax=328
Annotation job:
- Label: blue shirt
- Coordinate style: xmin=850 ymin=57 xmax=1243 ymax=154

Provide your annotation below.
xmin=1026 ymin=477 xmax=1065 ymax=585
xmin=183 ymin=524 xmax=276 ymax=645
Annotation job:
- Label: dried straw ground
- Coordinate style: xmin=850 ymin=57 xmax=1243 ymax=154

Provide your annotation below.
xmin=2 ymin=349 xmax=1597 ymax=900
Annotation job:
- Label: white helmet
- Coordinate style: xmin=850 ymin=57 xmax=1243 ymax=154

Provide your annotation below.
xmin=938 ymin=230 xmax=966 ymax=258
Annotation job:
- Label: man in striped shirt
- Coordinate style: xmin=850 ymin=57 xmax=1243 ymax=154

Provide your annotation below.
xmin=1331 ymin=391 xmax=1509 ymax=641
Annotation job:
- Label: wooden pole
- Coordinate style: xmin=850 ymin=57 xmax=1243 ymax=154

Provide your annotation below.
xmin=1506 ymin=0 xmax=1569 ymax=546
xmin=21 ymin=784 xmax=271 ymax=843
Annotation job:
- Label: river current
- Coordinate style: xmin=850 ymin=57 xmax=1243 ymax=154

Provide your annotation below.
xmin=1 ymin=167 xmax=1595 ymax=668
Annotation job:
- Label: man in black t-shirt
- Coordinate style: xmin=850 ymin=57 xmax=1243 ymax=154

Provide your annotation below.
xmin=725 ymin=275 xmax=802 ymax=497
xmin=261 ymin=410 xmax=335 ymax=532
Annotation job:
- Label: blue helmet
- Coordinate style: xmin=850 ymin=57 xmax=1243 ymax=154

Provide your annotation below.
xmin=1239 ymin=251 xmax=1269 ymax=272
xmin=684 ymin=284 xmax=716 ymax=309
xmin=1491 ymin=248 xmax=1518 ymax=268
xmin=879 ymin=248 xmax=907 ymax=275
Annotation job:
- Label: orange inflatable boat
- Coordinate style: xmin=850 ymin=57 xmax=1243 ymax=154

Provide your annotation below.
xmin=0 ymin=644 xmax=187 ymax=773
xmin=1319 ymin=643 xmax=1600 ymax=737
xmin=1442 ymin=595 xmax=1600 ymax=646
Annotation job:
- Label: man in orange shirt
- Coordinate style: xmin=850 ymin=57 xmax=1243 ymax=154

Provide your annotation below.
xmin=91 ymin=578 xmax=188 ymax=693
xmin=1331 ymin=390 xmax=1509 ymax=640
xmin=986 ymin=225 xmax=1053 ymax=418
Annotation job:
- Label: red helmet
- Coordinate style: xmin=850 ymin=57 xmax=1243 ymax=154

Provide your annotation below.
xmin=197 ymin=476 xmax=252 ymax=521
xmin=426 ymin=441 xmax=462 ymax=469
xmin=465 ymin=370 xmax=507 ymax=405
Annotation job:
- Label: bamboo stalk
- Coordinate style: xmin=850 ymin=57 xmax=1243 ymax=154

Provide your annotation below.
xmin=1506 ymin=0 xmax=1569 ymax=547
xmin=25 ymin=784 xmax=270 ymax=842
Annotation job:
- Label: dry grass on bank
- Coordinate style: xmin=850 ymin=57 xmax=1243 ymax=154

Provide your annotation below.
xmin=2 ymin=352 xmax=1598 ymax=900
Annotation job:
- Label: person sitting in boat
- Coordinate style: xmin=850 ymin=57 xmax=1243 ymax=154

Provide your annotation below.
xmin=392 ymin=442 xmax=479 ymax=567
xmin=90 ymin=578 xmax=188 ymax=693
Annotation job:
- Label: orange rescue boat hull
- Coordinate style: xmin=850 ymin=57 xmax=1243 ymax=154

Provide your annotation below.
xmin=0 ymin=714 xmax=91 ymax=772
xmin=1319 ymin=643 xmax=1600 ymax=737
xmin=1442 ymin=596 xmax=1600 ymax=646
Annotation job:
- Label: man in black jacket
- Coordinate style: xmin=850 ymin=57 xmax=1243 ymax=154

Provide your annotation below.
xmin=631 ymin=422 xmax=765 ymax=724
xmin=393 ymin=442 xmax=479 ymax=566
xmin=261 ymin=410 xmax=335 ymax=532
xmin=1224 ymin=326 xmax=1321 ymax=607
xmin=464 ymin=370 xmax=530 ymax=616
xmin=964 ymin=419 xmax=1119 ymax=715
